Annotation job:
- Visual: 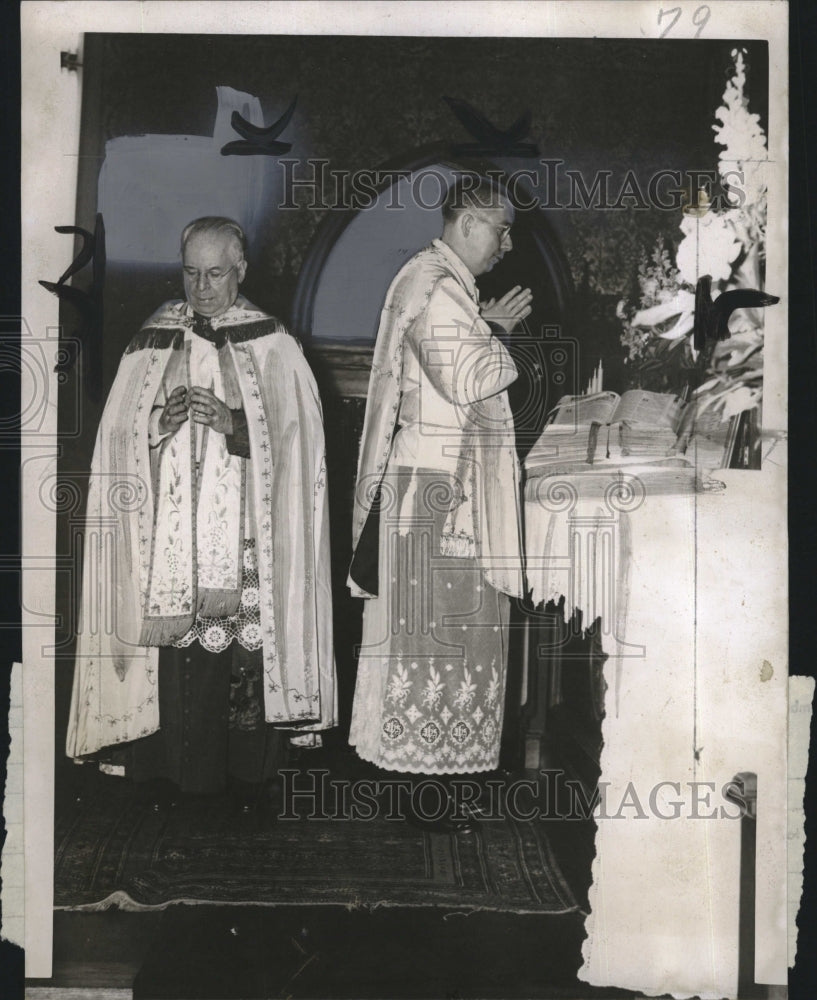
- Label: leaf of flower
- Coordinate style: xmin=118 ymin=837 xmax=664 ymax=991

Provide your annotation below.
xmin=695 ymin=376 xmax=724 ymax=395
xmin=631 ymin=290 xmax=695 ymax=328
xmin=657 ymin=311 xmax=695 ymax=340
xmin=721 ymin=386 xmax=759 ymax=418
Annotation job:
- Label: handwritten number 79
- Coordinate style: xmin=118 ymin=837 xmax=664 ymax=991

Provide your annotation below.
xmin=658 ymin=5 xmax=711 ymax=38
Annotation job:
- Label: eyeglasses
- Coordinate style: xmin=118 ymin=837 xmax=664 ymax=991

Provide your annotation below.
xmin=473 ymin=214 xmax=512 ymax=241
xmin=183 ymin=262 xmax=241 ymax=285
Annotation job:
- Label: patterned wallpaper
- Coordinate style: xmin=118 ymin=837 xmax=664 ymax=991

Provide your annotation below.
xmin=84 ymin=33 xmax=768 ymax=318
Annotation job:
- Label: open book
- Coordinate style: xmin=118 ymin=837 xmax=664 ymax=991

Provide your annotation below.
xmin=547 ymin=389 xmax=683 ymax=430
xmin=526 ymin=389 xmax=686 ymax=468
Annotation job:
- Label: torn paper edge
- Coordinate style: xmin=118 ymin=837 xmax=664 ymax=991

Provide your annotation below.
xmin=788 ymin=675 xmax=814 ymax=969
xmin=1 ymin=663 xmax=24 ymax=948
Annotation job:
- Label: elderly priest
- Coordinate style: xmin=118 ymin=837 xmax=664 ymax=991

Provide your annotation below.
xmin=66 ymin=216 xmax=336 ymax=804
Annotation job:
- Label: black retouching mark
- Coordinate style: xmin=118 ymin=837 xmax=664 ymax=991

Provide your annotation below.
xmin=220 ymin=97 xmax=298 ymax=156
xmin=38 ymin=213 xmax=105 ymax=401
xmin=692 ymin=275 xmax=779 ymax=354
xmin=442 ymin=97 xmax=539 ymax=158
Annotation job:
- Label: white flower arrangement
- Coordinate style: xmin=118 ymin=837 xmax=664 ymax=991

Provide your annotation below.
xmin=619 ymin=49 xmax=770 ymax=425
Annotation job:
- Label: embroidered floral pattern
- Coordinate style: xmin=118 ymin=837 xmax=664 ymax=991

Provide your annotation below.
xmin=453 ymin=669 xmax=477 ymax=710
xmin=197 ymin=442 xmax=243 ymax=591
xmin=421 ymin=665 xmax=445 ymax=710
xmin=147 ymin=432 xmax=195 ymax=618
xmin=359 ymin=625 xmax=508 ymax=770
xmin=237 ymin=346 xmax=280 ymax=690
xmin=485 ymin=667 xmax=501 ymax=709
xmin=350 ymin=449 xmax=516 ymax=772
xmin=386 ymin=663 xmax=412 ymax=706
xmin=175 ymin=534 xmax=261 ymax=653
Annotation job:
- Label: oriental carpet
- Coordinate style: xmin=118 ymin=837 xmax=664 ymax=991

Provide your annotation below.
xmin=54 ymin=775 xmax=579 ymax=915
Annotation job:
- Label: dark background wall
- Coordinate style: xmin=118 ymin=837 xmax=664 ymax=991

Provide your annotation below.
xmin=75 ymin=33 xmax=768 ymax=342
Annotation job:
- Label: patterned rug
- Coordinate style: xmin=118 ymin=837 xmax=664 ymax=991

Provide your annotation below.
xmin=54 ymin=778 xmax=579 ymax=915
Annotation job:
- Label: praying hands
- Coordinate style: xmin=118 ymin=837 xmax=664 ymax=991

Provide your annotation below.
xmin=480 ymin=285 xmax=533 ymax=334
xmin=158 ymin=384 xmax=234 ymax=436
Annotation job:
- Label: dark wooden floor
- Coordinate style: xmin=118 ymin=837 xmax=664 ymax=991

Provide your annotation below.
xmin=30 ymin=904 xmax=642 ymax=1000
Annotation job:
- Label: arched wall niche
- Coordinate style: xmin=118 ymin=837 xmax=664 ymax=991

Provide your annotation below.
xmin=292 ymin=146 xmax=575 ymax=455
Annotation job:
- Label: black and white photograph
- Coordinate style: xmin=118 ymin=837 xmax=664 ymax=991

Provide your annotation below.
xmin=11 ymin=2 xmax=800 ymax=998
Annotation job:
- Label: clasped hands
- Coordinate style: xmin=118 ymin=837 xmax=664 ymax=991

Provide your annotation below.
xmin=480 ymin=285 xmax=533 ymax=334
xmin=158 ymin=385 xmax=234 ymax=436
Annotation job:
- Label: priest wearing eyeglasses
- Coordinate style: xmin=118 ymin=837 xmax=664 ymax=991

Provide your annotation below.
xmin=66 ymin=216 xmax=336 ymax=807
xmin=348 ymin=177 xmax=532 ymax=831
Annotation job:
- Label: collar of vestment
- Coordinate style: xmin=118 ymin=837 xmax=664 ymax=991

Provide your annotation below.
xmin=430 ymin=238 xmax=479 ymax=303
xmin=127 ymin=297 xmax=286 ymax=354
xmin=190 ymin=311 xmax=228 ymax=347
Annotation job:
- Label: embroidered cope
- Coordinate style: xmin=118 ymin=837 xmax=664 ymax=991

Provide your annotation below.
xmin=66 ymin=298 xmax=337 ymax=758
